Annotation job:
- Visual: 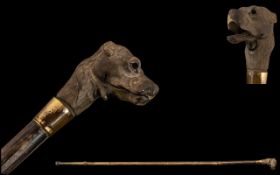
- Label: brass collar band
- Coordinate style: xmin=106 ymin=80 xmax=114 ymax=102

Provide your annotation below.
xmin=33 ymin=97 xmax=75 ymax=136
xmin=247 ymin=70 xmax=268 ymax=84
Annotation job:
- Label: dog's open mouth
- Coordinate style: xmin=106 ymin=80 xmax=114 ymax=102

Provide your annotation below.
xmin=227 ymin=21 xmax=258 ymax=51
xmin=227 ymin=21 xmax=255 ymax=43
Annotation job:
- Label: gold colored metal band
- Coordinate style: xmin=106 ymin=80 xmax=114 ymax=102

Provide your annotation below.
xmin=246 ymin=70 xmax=268 ymax=84
xmin=33 ymin=97 xmax=75 ymax=136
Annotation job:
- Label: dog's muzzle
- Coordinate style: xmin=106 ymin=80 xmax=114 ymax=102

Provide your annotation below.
xmin=227 ymin=10 xmax=256 ymax=45
xmin=131 ymin=79 xmax=159 ymax=106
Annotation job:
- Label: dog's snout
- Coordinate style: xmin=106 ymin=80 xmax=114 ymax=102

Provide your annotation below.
xmin=153 ymin=84 xmax=159 ymax=96
xmin=139 ymin=84 xmax=159 ymax=98
xmin=228 ymin=9 xmax=239 ymax=25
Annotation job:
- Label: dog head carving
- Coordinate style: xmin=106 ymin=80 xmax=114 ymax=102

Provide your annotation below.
xmin=227 ymin=6 xmax=277 ymax=72
xmin=57 ymin=41 xmax=159 ymax=115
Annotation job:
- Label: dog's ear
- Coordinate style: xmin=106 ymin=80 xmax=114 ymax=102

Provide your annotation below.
xmin=103 ymin=41 xmax=116 ymax=57
xmin=264 ymin=7 xmax=278 ymax=24
xmin=270 ymin=12 xmax=277 ymax=23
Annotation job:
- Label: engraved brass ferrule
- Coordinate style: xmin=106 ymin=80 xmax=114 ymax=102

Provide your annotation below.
xmin=247 ymin=70 xmax=268 ymax=84
xmin=33 ymin=97 xmax=75 ymax=136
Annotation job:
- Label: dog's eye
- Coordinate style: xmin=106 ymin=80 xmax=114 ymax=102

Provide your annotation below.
xmin=131 ymin=62 xmax=139 ymax=70
xmin=251 ymin=9 xmax=256 ymax=15
xmin=128 ymin=62 xmax=141 ymax=74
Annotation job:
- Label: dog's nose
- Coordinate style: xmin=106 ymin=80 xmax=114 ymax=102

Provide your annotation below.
xmin=228 ymin=9 xmax=239 ymax=29
xmin=140 ymin=84 xmax=159 ymax=98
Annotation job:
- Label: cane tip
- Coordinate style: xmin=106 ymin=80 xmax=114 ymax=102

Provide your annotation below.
xmin=265 ymin=158 xmax=277 ymax=170
xmin=269 ymin=158 xmax=277 ymax=170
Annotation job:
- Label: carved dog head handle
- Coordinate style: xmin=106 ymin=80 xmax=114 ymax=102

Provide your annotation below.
xmin=1 ymin=41 xmax=159 ymax=174
xmin=227 ymin=6 xmax=277 ymax=84
xmin=57 ymin=41 xmax=159 ymax=115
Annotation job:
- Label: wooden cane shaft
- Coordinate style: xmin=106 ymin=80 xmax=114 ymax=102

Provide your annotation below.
xmin=1 ymin=120 xmax=47 ymax=174
xmin=1 ymin=98 xmax=74 ymax=174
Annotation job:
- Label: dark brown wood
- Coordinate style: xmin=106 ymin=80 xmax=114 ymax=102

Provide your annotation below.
xmin=1 ymin=98 xmax=73 ymax=175
xmin=227 ymin=6 xmax=277 ymax=84
xmin=1 ymin=120 xmax=47 ymax=174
